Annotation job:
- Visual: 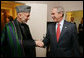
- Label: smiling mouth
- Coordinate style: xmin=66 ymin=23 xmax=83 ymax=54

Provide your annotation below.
xmin=52 ymin=16 xmax=56 ymax=19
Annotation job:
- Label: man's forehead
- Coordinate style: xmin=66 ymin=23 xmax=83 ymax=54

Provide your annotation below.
xmin=52 ymin=8 xmax=57 ymax=10
xmin=18 ymin=12 xmax=30 ymax=14
xmin=51 ymin=8 xmax=57 ymax=12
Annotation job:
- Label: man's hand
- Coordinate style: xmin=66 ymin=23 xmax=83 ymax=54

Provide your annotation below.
xmin=35 ymin=41 xmax=44 ymax=47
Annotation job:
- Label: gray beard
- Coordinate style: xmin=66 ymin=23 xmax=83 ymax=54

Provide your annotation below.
xmin=21 ymin=18 xmax=27 ymax=23
xmin=20 ymin=20 xmax=26 ymax=24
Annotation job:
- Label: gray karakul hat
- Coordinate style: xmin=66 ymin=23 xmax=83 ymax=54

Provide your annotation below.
xmin=15 ymin=5 xmax=31 ymax=13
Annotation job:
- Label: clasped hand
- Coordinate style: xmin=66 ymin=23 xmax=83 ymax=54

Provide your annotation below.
xmin=35 ymin=41 xmax=44 ymax=47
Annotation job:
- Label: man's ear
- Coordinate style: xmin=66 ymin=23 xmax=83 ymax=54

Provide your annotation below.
xmin=58 ymin=12 xmax=63 ymax=17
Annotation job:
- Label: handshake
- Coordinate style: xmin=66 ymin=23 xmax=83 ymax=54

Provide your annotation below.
xmin=35 ymin=41 xmax=44 ymax=47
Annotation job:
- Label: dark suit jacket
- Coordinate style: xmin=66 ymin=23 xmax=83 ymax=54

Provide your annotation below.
xmin=43 ymin=20 xmax=80 ymax=57
xmin=78 ymin=24 xmax=83 ymax=46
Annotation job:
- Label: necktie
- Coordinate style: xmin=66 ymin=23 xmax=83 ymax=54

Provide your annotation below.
xmin=56 ymin=23 xmax=60 ymax=42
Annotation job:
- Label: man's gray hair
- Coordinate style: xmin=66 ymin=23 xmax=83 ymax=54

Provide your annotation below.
xmin=53 ymin=6 xmax=64 ymax=17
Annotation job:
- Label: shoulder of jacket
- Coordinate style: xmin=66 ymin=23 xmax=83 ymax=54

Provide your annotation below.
xmin=47 ymin=22 xmax=56 ymax=25
xmin=64 ymin=20 xmax=75 ymax=26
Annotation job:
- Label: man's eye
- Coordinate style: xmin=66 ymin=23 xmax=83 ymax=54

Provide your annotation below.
xmin=51 ymin=13 xmax=54 ymax=15
xmin=27 ymin=15 xmax=30 ymax=17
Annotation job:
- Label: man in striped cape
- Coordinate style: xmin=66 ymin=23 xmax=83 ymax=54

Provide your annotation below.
xmin=1 ymin=5 xmax=40 ymax=57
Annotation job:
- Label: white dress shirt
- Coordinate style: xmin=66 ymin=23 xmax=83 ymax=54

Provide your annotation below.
xmin=56 ymin=19 xmax=64 ymax=33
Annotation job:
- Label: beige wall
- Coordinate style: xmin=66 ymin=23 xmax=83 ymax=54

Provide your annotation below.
xmin=59 ymin=1 xmax=83 ymax=11
xmin=26 ymin=4 xmax=47 ymax=57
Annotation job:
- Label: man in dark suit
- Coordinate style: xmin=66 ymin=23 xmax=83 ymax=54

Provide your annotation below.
xmin=78 ymin=17 xmax=83 ymax=46
xmin=37 ymin=6 xmax=80 ymax=57
xmin=78 ymin=18 xmax=83 ymax=56
xmin=70 ymin=17 xmax=76 ymax=24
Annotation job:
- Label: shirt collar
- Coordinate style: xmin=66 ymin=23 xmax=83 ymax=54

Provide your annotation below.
xmin=57 ymin=18 xmax=64 ymax=26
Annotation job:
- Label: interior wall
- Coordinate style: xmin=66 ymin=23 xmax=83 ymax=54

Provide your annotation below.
xmin=66 ymin=10 xmax=83 ymax=32
xmin=59 ymin=1 xmax=83 ymax=11
xmin=1 ymin=1 xmax=24 ymax=31
xmin=26 ymin=4 xmax=47 ymax=57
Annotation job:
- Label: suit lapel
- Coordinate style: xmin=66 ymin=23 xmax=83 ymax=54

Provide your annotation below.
xmin=53 ymin=23 xmax=57 ymax=42
xmin=51 ymin=22 xmax=58 ymax=44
